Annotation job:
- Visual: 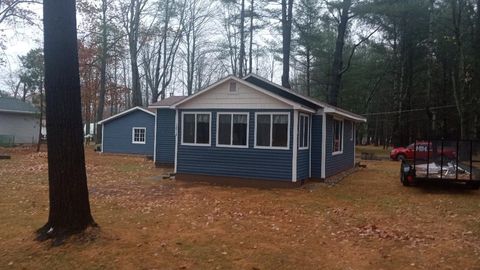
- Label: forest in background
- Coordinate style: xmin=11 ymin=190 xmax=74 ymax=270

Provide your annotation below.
xmin=1 ymin=0 xmax=479 ymax=146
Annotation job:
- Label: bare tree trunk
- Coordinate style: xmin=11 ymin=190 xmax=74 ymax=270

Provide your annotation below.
xmin=22 ymin=83 xmax=27 ymax=101
xmin=451 ymin=0 xmax=468 ymax=139
xmin=281 ymin=0 xmax=293 ymax=88
xmin=248 ymin=0 xmax=254 ymax=74
xmin=239 ymin=0 xmax=246 ymax=77
xmin=96 ymin=0 xmax=108 ymax=144
xmin=306 ymin=46 xmax=311 ymax=96
xmin=328 ymin=0 xmax=351 ymax=106
xmin=38 ymin=0 xmax=95 ymax=242
xmin=426 ymin=0 xmax=435 ymax=134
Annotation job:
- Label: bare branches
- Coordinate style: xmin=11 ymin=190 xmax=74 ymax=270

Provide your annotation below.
xmin=340 ymin=25 xmax=380 ymax=75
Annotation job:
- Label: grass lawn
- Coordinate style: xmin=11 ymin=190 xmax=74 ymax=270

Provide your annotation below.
xmin=1 ymin=147 xmax=480 ymax=269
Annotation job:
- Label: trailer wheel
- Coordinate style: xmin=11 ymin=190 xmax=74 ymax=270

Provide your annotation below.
xmin=400 ymin=173 xmax=410 ymax=186
xmin=400 ymin=164 xmax=410 ymax=186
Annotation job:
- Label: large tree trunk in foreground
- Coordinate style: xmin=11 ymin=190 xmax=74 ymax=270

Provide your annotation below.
xmin=38 ymin=0 xmax=96 ymax=242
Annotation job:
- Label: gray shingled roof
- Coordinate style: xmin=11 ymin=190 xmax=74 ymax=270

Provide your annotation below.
xmin=0 ymin=97 xmax=39 ymax=114
xmin=149 ymin=96 xmax=187 ymax=107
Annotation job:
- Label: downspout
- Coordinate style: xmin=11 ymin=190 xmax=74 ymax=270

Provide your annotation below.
xmin=321 ymin=110 xmax=326 ymax=179
xmin=174 ymin=109 xmax=179 ymax=173
xmin=153 ymin=109 xmax=158 ymax=164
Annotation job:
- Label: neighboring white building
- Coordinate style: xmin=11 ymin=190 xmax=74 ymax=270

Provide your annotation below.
xmin=0 ymin=97 xmax=40 ymax=144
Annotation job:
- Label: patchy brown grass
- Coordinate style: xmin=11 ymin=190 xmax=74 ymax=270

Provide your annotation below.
xmin=1 ymin=146 xmax=479 ymax=270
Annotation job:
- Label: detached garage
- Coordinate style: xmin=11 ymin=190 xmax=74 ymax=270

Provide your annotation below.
xmin=99 ymin=106 xmax=155 ymax=156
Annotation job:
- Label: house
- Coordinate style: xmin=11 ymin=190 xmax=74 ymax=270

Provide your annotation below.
xmin=149 ymin=74 xmax=366 ymax=184
xmin=0 ymin=97 xmax=39 ymax=145
xmin=98 ymin=106 xmax=155 ymax=156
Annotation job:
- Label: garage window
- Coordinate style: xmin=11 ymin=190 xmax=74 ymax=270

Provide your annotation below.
xmin=132 ymin=127 xmax=146 ymax=144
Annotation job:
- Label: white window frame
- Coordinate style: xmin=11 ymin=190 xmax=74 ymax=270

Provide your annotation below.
xmin=299 ymin=113 xmax=310 ymax=150
xmin=254 ymin=112 xmax=290 ymax=150
xmin=216 ymin=112 xmax=249 ymax=148
xmin=132 ymin=127 xmax=146 ymax=144
xmin=181 ymin=112 xmax=212 ymax=146
xmin=332 ymin=117 xmax=344 ymax=155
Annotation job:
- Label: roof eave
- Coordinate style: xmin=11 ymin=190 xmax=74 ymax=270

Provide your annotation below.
xmin=324 ymin=108 xmax=367 ymax=122
xmin=98 ymin=106 xmax=155 ymax=125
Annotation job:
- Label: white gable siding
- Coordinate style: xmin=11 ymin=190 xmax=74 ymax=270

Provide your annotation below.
xmin=178 ymin=81 xmax=292 ymax=109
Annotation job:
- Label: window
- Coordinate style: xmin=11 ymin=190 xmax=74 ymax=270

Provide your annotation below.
xmin=132 ymin=127 xmax=146 ymax=144
xmin=217 ymin=113 xmax=248 ymax=147
xmin=299 ymin=114 xmax=309 ymax=149
xmin=255 ymin=113 xmax=289 ymax=149
xmin=333 ymin=119 xmax=343 ymax=154
xmin=182 ymin=112 xmax=211 ymax=145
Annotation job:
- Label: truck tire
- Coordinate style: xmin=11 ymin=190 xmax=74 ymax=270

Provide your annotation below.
xmin=397 ymin=154 xmax=406 ymax=161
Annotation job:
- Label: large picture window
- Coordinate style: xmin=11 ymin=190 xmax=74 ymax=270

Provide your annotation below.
xmin=333 ymin=119 xmax=343 ymax=154
xmin=255 ymin=113 xmax=289 ymax=149
xmin=299 ymin=114 xmax=309 ymax=149
xmin=217 ymin=113 xmax=248 ymax=147
xmin=132 ymin=127 xmax=146 ymax=144
xmin=182 ymin=112 xmax=211 ymax=145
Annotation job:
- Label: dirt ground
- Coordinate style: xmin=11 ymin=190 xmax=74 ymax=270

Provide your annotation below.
xmin=1 ymin=146 xmax=479 ymax=270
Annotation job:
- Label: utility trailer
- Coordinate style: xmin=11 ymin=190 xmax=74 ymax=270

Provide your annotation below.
xmin=400 ymin=140 xmax=480 ymax=189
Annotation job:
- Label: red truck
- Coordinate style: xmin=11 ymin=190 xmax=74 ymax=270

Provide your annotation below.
xmin=390 ymin=141 xmax=457 ymax=161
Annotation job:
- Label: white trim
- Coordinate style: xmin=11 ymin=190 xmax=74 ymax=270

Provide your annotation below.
xmin=174 ymin=110 xmax=178 ymax=173
xmin=172 ymin=76 xmax=315 ymax=114
xmin=0 ymin=109 xmax=37 ymax=114
xmin=253 ymin=112 xmax=291 ymax=150
xmin=101 ymin=124 xmax=104 ymax=153
xmin=332 ymin=118 xmax=344 ymax=155
xmin=309 ymin=115 xmax=312 ymax=178
xmin=298 ymin=113 xmax=310 ymax=150
xmin=149 ymin=105 xmax=172 ymax=109
xmin=153 ymin=110 xmax=157 ymax=162
xmin=292 ymin=110 xmax=298 ymax=182
xmin=243 ymin=73 xmax=366 ymax=122
xmin=321 ymin=111 xmax=326 ymax=179
xmin=132 ymin=127 xmax=147 ymax=144
xmin=215 ymin=112 xmax=249 ymax=148
xmin=180 ymin=111 xmax=212 ymax=146
xmin=98 ymin=106 xmax=155 ymax=125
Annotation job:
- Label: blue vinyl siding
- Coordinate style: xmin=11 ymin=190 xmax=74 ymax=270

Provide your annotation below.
xmin=102 ymin=110 xmax=155 ymax=155
xmin=325 ymin=115 xmax=355 ymax=177
xmin=176 ymin=109 xmax=294 ymax=181
xmin=311 ymin=115 xmax=323 ymax=178
xmin=155 ymin=108 xmax=176 ymax=165
xmin=297 ymin=149 xmax=309 ymax=180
